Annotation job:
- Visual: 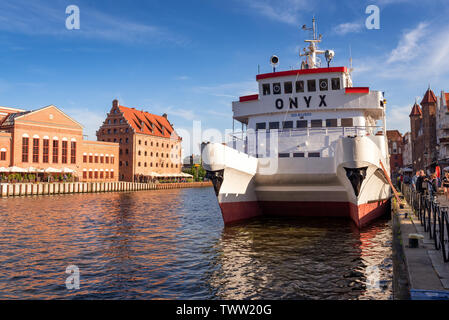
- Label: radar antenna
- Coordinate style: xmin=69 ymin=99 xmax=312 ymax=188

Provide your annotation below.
xmin=300 ymin=17 xmax=333 ymax=69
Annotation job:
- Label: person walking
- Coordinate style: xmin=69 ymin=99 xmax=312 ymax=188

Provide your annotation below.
xmin=443 ymin=172 xmax=449 ymax=200
xmin=427 ymin=173 xmax=438 ymax=199
xmin=412 ymin=171 xmax=420 ymax=191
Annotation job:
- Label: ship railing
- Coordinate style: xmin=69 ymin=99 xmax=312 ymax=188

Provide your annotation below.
xmin=228 ymin=125 xmax=384 ymax=153
xmin=402 ymin=183 xmax=449 ymax=262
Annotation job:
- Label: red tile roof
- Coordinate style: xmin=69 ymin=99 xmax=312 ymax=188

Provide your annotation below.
xmin=409 ymin=103 xmax=422 ymax=117
xmin=421 ymin=88 xmax=437 ymax=105
xmin=118 ymin=105 xmax=179 ymax=139
xmin=387 ymin=130 xmax=402 ymax=140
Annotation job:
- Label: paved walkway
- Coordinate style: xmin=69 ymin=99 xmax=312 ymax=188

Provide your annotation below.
xmin=396 ymin=195 xmax=449 ymax=299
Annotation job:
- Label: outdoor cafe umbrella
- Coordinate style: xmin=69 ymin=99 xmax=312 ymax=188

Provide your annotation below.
xmin=63 ymin=168 xmax=74 ymax=173
xmin=8 ymin=166 xmax=27 ymax=173
xmin=0 ymin=167 xmax=9 ymax=173
xmin=45 ymin=167 xmax=62 ymax=173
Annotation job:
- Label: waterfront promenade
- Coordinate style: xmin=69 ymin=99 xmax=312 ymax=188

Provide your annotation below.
xmin=395 ymin=191 xmax=449 ymax=299
xmin=0 ymin=181 xmax=212 ymax=198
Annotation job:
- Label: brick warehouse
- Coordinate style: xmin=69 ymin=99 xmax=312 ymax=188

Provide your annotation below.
xmin=0 ymin=105 xmax=119 ymax=181
xmin=96 ymin=100 xmax=182 ymax=182
xmin=386 ymin=130 xmax=404 ymax=176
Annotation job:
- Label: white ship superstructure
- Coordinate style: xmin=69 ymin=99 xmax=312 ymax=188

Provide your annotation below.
xmin=203 ymin=19 xmax=391 ymax=228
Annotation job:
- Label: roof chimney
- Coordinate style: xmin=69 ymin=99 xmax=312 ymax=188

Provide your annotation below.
xmin=112 ymin=99 xmax=119 ymax=108
xmin=162 ymin=113 xmax=168 ymax=119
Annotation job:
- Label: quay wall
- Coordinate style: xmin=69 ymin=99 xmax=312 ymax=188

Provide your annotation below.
xmin=0 ymin=181 xmax=212 ymax=198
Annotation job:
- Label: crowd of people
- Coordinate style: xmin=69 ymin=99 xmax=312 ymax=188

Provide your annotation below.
xmin=401 ymin=169 xmax=449 ymax=200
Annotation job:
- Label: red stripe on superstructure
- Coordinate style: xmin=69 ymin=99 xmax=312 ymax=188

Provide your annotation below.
xmin=345 ymin=87 xmax=370 ymax=94
xmin=239 ymin=94 xmax=259 ymax=102
xmin=256 ymin=67 xmax=347 ymax=80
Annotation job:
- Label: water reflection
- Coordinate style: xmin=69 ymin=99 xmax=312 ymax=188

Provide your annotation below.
xmin=0 ymin=188 xmax=391 ymax=299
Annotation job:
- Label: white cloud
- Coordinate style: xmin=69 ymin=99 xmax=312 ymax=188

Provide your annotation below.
xmin=63 ymin=107 xmax=105 ymax=140
xmin=239 ymin=0 xmax=309 ymax=25
xmin=387 ymin=104 xmax=412 ymax=133
xmin=334 ymin=22 xmax=364 ymax=35
xmin=193 ymin=80 xmax=258 ymax=98
xmin=387 ymin=22 xmax=428 ymax=63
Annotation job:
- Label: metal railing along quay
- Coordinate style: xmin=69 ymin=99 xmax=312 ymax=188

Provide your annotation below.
xmin=402 ymin=183 xmax=449 ymax=262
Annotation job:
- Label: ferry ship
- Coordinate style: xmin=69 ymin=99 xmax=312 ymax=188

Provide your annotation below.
xmin=203 ymin=19 xmax=392 ymax=228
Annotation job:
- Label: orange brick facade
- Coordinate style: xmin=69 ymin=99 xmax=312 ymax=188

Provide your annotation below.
xmin=96 ymin=100 xmax=182 ymax=182
xmin=0 ymin=105 xmax=118 ymax=181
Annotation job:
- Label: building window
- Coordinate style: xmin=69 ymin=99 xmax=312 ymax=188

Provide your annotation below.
xmin=273 ymin=83 xmax=281 ymax=95
xmin=89 ymin=155 xmax=93 ymax=163
xmin=126 ymin=149 xmax=129 ymax=154
xmin=83 ymin=154 xmax=87 ymax=163
xmin=105 ymin=171 xmax=109 ymax=179
xmin=326 ymin=119 xmax=338 ymax=127
xmin=269 ymin=122 xmax=280 ymax=130
xmin=52 ymin=140 xmax=59 ymax=163
xmin=111 ymin=171 xmax=114 ymax=179
xmin=111 ymin=156 xmax=114 ymax=164
xmin=71 ymin=142 xmax=76 ymax=164
xmin=283 ymin=121 xmax=293 ymax=129
xmin=144 ymin=162 xmax=147 ymax=167
xmin=311 ymin=120 xmax=323 ymax=128
xmin=297 ymin=120 xmax=308 ymax=128
xmin=22 ymin=137 xmax=29 ymax=163
xmin=319 ymin=79 xmax=328 ymax=91
xmin=33 ymin=138 xmax=39 ymax=163
xmin=89 ymin=171 xmax=93 ymax=179
xmin=262 ymin=83 xmax=270 ymax=95
xmin=100 ymin=171 xmax=104 ymax=179
xmin=105 ymin=156 xmax=109 ymax=164
xmin=256 ymin=123 xmax=266 ymax=130
xmin=138 ymin=150 xmax=141 ymax=156
xmin=331 ymin=78 xmax=341 ymax=90
xmin=42 ymin=139 xmax=50 ymax=163
xmin=296 ymin=81 xmax=304 ymax=93
xmin=94 ymin=171 xmax=98 ymax=179
xmin=138 ymin=140 xmax=141 ymax=145
xmin=62 ymin=141 xmax=68 ymax=164
xmin=83 ymin=171 xmax=87 ymax=179
xmin=307 ymin=80 xmax=316 ymax=92
xmin=1 ymin=151 xmax=6 ymax=161
xmin=95 ymin=155 xmax=99 ymax=163
xmin=341 ymin=118 xmax=353 ymax=127
xmin=138 ymin=162 xmax=141 ymax=167
xmin=284 ymin=82 xmax=293 ymax=94
xmin=100 ymin=156 xmax=104 ymax=163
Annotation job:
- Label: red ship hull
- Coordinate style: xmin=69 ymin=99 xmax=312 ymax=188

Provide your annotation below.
xmin=219 ymin=199 xmax=391 ymax=228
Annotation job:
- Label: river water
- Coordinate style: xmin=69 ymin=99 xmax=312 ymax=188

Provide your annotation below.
xmin=0 ymin=187 xmax=392 ymax=299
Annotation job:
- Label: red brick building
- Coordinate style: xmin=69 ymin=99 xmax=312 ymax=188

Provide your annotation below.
xmin=387 ymin=130 xmax=404 ymax=176
xmin=0 ymin=105 xmax=119 ymax=181
xmin=409 ymin=87 xmax=438 ymax=171
xmin=96 ymin=100 xmax=182 ymax=182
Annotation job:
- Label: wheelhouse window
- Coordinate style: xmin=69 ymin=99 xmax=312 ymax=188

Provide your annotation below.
xmin=331 ymin=78 xmax=341 ymax=90
xmin=341 ymin=118 xmax=353 ymax=127
xmin=273 ymin=83 xmax=281 ymax=95
xmin=43 ymin=139 xmax=49 ymax=163
xmin=278 ymin=153 xmax=290 ymax=158
xmin=284 ymin=82 xmax=293 ymax=94
xmin=283 ymin=121 xmax=293 ymax=129
xmin=269 ymin=122 xmax=280 ymax=130
xmin=297 ymin=120 xmax=308 ymax=128
xmin=326 ymin=119 xmax=338 ymax=127
xmin=293 ymin=153 xmax=305 ymax=158
xmin=22 ymin=137 xmax=29 ymax=163
xmin=308 ymin=152 xmax=321 ymax=158
xmin=296 ymin=81 xmax=304 ymax=93
xmin=62 ymin=141 xmax=68 ymax=164
xmin=262 ymin=84 xmax=270 ymax=95
xmin=311 ymin=120 xmax=323 ymax=128
xmin=319 ymin=79 xmax=328 ymax=91
xmin=307 ymin=80 xmax=316 ymax=92
xmin=256 ymin=122 xmax=267 ymax=130
xmin=52 ymin=140 xmax=59 ymax=163
xmin=32 ymin=138 xmax=39 ymax=163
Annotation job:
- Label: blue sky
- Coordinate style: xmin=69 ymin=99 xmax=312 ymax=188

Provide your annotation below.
xmin=1 ymin=0 xmax=449 ymax=152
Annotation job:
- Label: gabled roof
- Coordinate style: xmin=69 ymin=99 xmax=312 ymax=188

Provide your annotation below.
xmin=387 ymin=130 xmax=402 ymax=140
xmin=421 ymin=88 xmax=437 ymax=105
xmin=409 ymin=103 xmax=422 ymax=117
xmin=118 ymin=105 xmax=178 ymax=139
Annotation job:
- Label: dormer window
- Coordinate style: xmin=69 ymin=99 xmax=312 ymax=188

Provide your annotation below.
xmin=296 ymin=81 xmax=304 ymax=93
xmin=284 ymin=82 xmax=293 ymax=94
xmin=307 ymin=80 xmax=316 ymax=92
xmin=331 ymin=78 xmax=341 ymax=90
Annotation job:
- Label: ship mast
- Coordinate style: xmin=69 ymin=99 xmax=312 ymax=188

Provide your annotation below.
xmin=300 ymin=17 xmax=326 ymax=69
